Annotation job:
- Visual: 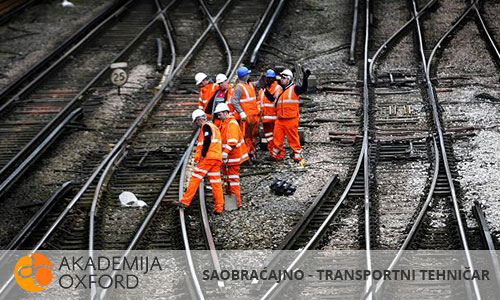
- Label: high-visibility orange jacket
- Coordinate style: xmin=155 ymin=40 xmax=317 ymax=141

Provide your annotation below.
xmin=194 ymin=122 xmax=222 ymax=163
xmin=198 ymin=83 xmax=219 ymax=112
xmin=235 ymin=82 xmax=259 ymax=116
xmin=258 ymin=81 xmax=281 ymax=123
xmin=219 ymin=116 xmax=248 ymax=166
xmin=276 ymin=84 xmax=300 ymax=119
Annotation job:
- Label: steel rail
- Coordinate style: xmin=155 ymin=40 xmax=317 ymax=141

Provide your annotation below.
xmin=473 ymin=201 xmax=500 ymax=293
xmin=0 ymin=108 xmax=82 ymax=198
xmin=155 ymin=0 xmax=176 ymax=76
xmin=471 ymin=1 xmax=500 ymax=66
xmin=0 ymin=0 xmax=135 ymax=114
xmin=0 ymin=0 xmax=188 ymax=296
xmin=0 ymin=0 xmax=179 ymax=197
xmin=349 ymin=0 xmax=359 ymax=63
xmin=89 ymin=147 xmax=126 ymax=300
xmin=227 ymin=0 xmax=277 ymax=79
xmin=0 ymin=0 xmax=125 ymax=101
xmin=360 ymin=137 xmax=439 ymax=300
xmin=0 ymin=181 xmax=73 ymax=259
xmin=178 ymin=136 xmax=204 ymax=299
xmin=168 ymin=0 xmax=233 ymax=80
xmin=368 ymin=0 xmax=437 ymax=82
xmin=177 ymin=0 xmax=288 ymax=296
xmin=250 ymin=175 xmax=339 ymax=290
xmin=177 ymin=0 xmax=290 ymax=296
xmin=363 ymin=1 xmax=500 ymax=298
xmin=199 ymin=0 xmax=232 ymax=76
xmin=0 ymin=0 xmax=37 ymax=26
xmin=97 ymin=138 xmax=196 ymax=300
xmin=259 ymin=1 xmax=373 ymax=299
xmin=90 ymin=2 xmax=176 ymax=299
xmin=249 ymin=0 xmax=285 ymax=65
xmin=413 ymin=0 xmax=481 ymax=298
xmin=197 ymin=182 xmax=225 ymax=289
xmin=97 ymin=0 xmax=262 ymax=298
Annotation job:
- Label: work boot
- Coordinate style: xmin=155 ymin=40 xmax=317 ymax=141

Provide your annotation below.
xmin=213 ymin=210 xmax=224 ymax=216
xmin=177 ymin=203 xmax=188 ymax=210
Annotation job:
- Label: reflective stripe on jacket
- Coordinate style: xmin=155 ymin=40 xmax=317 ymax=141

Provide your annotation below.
xmin=195 ymin=122 xmax=222 ymax=162
xmin=236 ymin=82 xmax=259 ymax=116
xmin=258 ymin=81 xmax=281 ymax=123
xmin=219 ymin=116 xmax=248 ymax=166
xmin=276 ymin=84 xmax=299 ymax=119
xmin=198 ymin=83 xmax=219 ymax=111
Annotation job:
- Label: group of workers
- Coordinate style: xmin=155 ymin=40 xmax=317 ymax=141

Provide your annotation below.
xmin=179 ymin=66 xmax=311 ymax=214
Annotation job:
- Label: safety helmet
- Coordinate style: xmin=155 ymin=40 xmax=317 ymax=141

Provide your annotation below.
xmin=237 ymin=67 xmax=251 ymax=78
xmin=214 ymin=103 xmax=230 ymax=114
xmin=195 ymin=72 xmax=208 ymax=85
xmin=280 ymin=69 xmax=293 ymax=79
xmin=215 ymin=73 xmax=228 ymax=84
xmin=266 ymin=69 xmax=276 ymax=78
xmin=191 ymin=109 xmax=206 ymax=122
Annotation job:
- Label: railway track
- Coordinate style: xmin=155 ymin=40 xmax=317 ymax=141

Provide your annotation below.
xmin=0 ymin=0 xmax=284 ymax=299
xmin=0 ymin=0 xmax=36 ymax=26
xmin=254 ymin=0 xmax=500 ymax=299
xmin=0 ymin=0 xmax=159 ymax=198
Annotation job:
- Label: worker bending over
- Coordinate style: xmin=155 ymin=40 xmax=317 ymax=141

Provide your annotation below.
xmin=258 ymin=69 xmax=281 ymax=157
xmin=214 ymin=103 xmax=248 ymax=207
xmin=179 ymin=109 xmax=224 ymax=214
xmin=265 ymin=69 xmax=310 ymax=162
xmin=231 ymin=67 xmax=263 ymax=162
xmin=195 ymin=72 xmax=219 ymax=119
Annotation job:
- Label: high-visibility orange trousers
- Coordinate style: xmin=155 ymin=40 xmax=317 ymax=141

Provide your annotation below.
xmin=239 ymin=114 xmax=259 ymax=156
xmin=222 ymin=165 xmax=241 ymax=207
xmin=180 ymin=160 xmax=224 ymax=213
xmin=262 ymin=122 xmax=275 ymax=155
xmin=272 ymin=117 xmax=302 ymax=161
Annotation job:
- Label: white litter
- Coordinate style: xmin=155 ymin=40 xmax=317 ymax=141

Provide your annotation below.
xmin=60 ymin=0 xmax=75 ymax=8
xmin=119 ymin=191 xmax=148 ymax=208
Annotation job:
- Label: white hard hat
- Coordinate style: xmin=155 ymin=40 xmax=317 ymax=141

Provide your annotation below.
xmin=280 ymin=69 xmax=293 ymax=79
xmin=215 ymin=73 xmax=227 ymax=84
xmin=192 ymin=109 xmax=206 ymax=122
xmin=214 ymin=103 xmax=230 ymax=114
xmin=195 ymin=72 xmax=208 ymax=85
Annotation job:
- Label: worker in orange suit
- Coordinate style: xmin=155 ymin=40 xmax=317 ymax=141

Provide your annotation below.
xmin=213 ymin=103 xmax=248 ymax=208
xmin=258 ymin=69 xmax=282 ymax=157
xmin=264 ymin=68 xmax=310 ymax=162
xmin=213 ymin=73 xmax=234 ymax=115
xmin=230 ymin=67 xmax=264 ymax=163
xmin=195 ymin=72 xmax=219 ymax=119
xmin=179 ymin=109 xmax=224 ymax=214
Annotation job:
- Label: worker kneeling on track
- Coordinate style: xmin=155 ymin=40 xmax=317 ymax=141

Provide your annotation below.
xmin=265 ymin=68 xmax=310 ymax=163
xmin=179 ymin=109 xmax=224 ymax=214
xmin=214 ymin=103 xmax=248 ymax=208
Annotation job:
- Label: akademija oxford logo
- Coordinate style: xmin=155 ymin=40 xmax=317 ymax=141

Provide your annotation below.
xmin=14 ymin=253 xmax=54 ymax=292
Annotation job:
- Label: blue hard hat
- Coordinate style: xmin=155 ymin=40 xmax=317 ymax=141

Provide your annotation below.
xmin=237 ymin=67 xmax=251 ymax=78
xmin=266 ymin=69 xmax=276 ymax=78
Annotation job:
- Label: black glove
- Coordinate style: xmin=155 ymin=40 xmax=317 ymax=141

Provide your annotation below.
xmin=264 ymin=89 xmax=275 ymax=101
xmin=303 ymin=69 xmax=311 ymax=79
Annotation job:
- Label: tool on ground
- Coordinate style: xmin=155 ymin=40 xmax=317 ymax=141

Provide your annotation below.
xmin=270 ymin=179 xmax=296 ymax=196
